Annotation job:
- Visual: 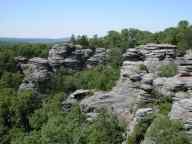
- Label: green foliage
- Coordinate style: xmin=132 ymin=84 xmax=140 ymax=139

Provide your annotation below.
xmin=29 ymin=92 xmax=65 ymax=130
xmin=73 ymin=20 xmax=192 ymax=56
xmin=144 ymin=114 xmax=190 ymax=144
xmin=158 ymin=64 xmax=177 ymax=77
xmin=138 ymin=64 xmax=147 ymax=71
xmin=76 ymin=65 xmax=120 ymax=91
xmin=52 ymin=65 xmax=120 ymax=93
xmin=86 ymin=111 xmax=125 ymax=144
xmin=0 ymin=72 xmax=23 ymax=90
xmin=52 ymin=68 xmax=81 ymax=93
xmin=40 ymin=105 xmax=86 ymax=144
xmin=155 ymin=96 xmax=172 ymax=115
xmin=0 ymin=48 xmax=16 ymax=74
xmin=1 ymin=20 xmax=192 ymax=144
xmin=0 ymin=89 xmax=40 ymax=143
xmin=14 ymin=44 xmax=49 ymax=58
xmin=14 ymin=105 xmax=125 ymax=144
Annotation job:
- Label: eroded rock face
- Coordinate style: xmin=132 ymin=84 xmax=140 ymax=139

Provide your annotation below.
xmin=170 ymin=98 xmax=192 ymax=139
xmin=18 ymin=57 xmax=52 ymax=92
xmin=123 ymin=48 xmax=145 ymax=61
xmin=48 ymin=44 xmax=108 ymax=70
xmin=176 ymin=55 xmax=192 ymax=77
xmin=48 ymin=44 xmax=72 ymax=66
xmin=80 ymin=57 xmax=151 ymax=123
xmin=140 ymin=43 xmax=176 ymax=59
xmin=22 ymin=57 xmax=51 ymax=82
xmin=86 ymin=48 xmax=108 ymax=68
xmin=62 ymin=89 xmax=93 ymax=112
xmin=141 ymin=44 xmax=176 ymax=73
xmin=59 ymin=44 xmax=180 ymax=123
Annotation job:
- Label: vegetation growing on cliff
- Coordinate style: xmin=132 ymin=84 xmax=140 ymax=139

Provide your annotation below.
xmin=0 ymin=20 xmax=192 ymax=143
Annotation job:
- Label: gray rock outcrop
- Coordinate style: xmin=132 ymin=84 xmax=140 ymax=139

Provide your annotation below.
xmin=17 ymin=57 xmax=52 ymax=92
xmin=63 ymin=89 xmax=93 ymax=112
xmin=170 ymin=98 xmax=192 ymax=139
xmin=86 ymin=48 xmax=108 ymax=68
xmin=48 ymin=44 xmax=108 ymax=70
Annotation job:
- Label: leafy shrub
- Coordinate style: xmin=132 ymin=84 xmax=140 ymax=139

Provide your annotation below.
xmin=155 ymin=96 xmax=172 ymax=115
xmin=76 ymin=65 xmax=120 ymax=91
xmin=138 ymin=64 xmax=147 ymax=71
xmin=0 ymin=72 xmax=23 ymax=90
xmin=158 ymin=64 xmax=177 ymax=77
xmin=14 ymin=44 xmax=49 ymax=58
xmin=144 ymin=114 xmax=190 ymax=144
xmin=86 ymin=111 xmax=125 ymax=144
xmin=52 ymin=65 xmax=120 ymax=93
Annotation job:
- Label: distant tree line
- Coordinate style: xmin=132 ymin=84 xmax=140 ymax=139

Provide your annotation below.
xmin=72 ymin=20 xmax=192 ymax=55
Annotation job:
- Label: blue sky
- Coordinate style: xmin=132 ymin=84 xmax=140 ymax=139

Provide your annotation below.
xmin=0 ymin=0 xmax=192 ymax=38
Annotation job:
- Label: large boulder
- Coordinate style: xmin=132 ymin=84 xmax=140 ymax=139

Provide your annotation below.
xmin=62 ymin=89 xmax=93 ymax=112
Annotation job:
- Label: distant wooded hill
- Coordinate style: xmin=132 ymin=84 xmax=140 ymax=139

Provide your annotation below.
xmin=0 ymin=37 xmax=69 ymax=44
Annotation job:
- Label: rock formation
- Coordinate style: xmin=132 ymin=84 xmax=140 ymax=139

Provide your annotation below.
xmin=61 ymin=43 xmax=192 ymax=143
xmin=16 ymin=43 xmax=109 ymax=93
xmin=15 ymin=43 xmax=192 ymax=143
xmin=48 ymin=43 xmax=108 ymax=70
xmin=77 ymin=44 xmax=178 ymax=123
xmin=170 ymin=98 xmax=192 ymax=140
xmin=16 ymin=57 xmax=52 ymax=93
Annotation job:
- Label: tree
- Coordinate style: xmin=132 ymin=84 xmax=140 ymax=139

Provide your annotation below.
xmin=70 ymin=34 xmax=76 ymax=44
xmin=86 ymin=111 xmax=124 ymax=144
xmin=143 ymin=115 xmax=190 ymax=144
xmin=76 ymin=35 xmax=90 ymax=48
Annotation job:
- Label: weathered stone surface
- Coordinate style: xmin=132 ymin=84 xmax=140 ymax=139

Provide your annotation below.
xmin=69 ymin=89 xmax=93 ymax=100
xmin=135 ymin=108 xmax=153 ymax=120
xmin=144 ymin=57 xmax=175 ymax=73
xmin=48 ymin=44 xmax=107 ymax=69
xmin=123 ymin=48 xmax=145 ymax=61
xmin=170 ymin=98 xmax=192 ymax=138
xmin=48 ymin=44 xmax=74 ymax=66
xmin=121 ymin=61 xmax=146 ymax=80
xmin=15 ymin=56 xmax=28 ymax=63
xmin=19 ymin=80 xmax=35 ymax=92
xmin=176 ymin=56 xmax=192 ymax=77
xmin=80 ymin=59 xmax=149 ymax=123
xmin=141 ymin=43 xmax=176 ymax=59
xmin=86 ymin=48 xmax=108 ymax=68
xmin=79 ymin=74 xmax=148 ymax=122
xmin=62 ymin=89 xmax=93 ymax=112
xmin=63 ymin=57 xmax=81 ymax=70
xmin=138 ymin=43 xmax=177 ymax=73
xmin=174 ymin=92 xmax=191 ymax=101
xmin=17 ymin=57 xmax=52 ymax=92
xmin=25 ymin=57 xmax=51 ymax=82
xmin=141 ymin=73 xmax=155 ymax=85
